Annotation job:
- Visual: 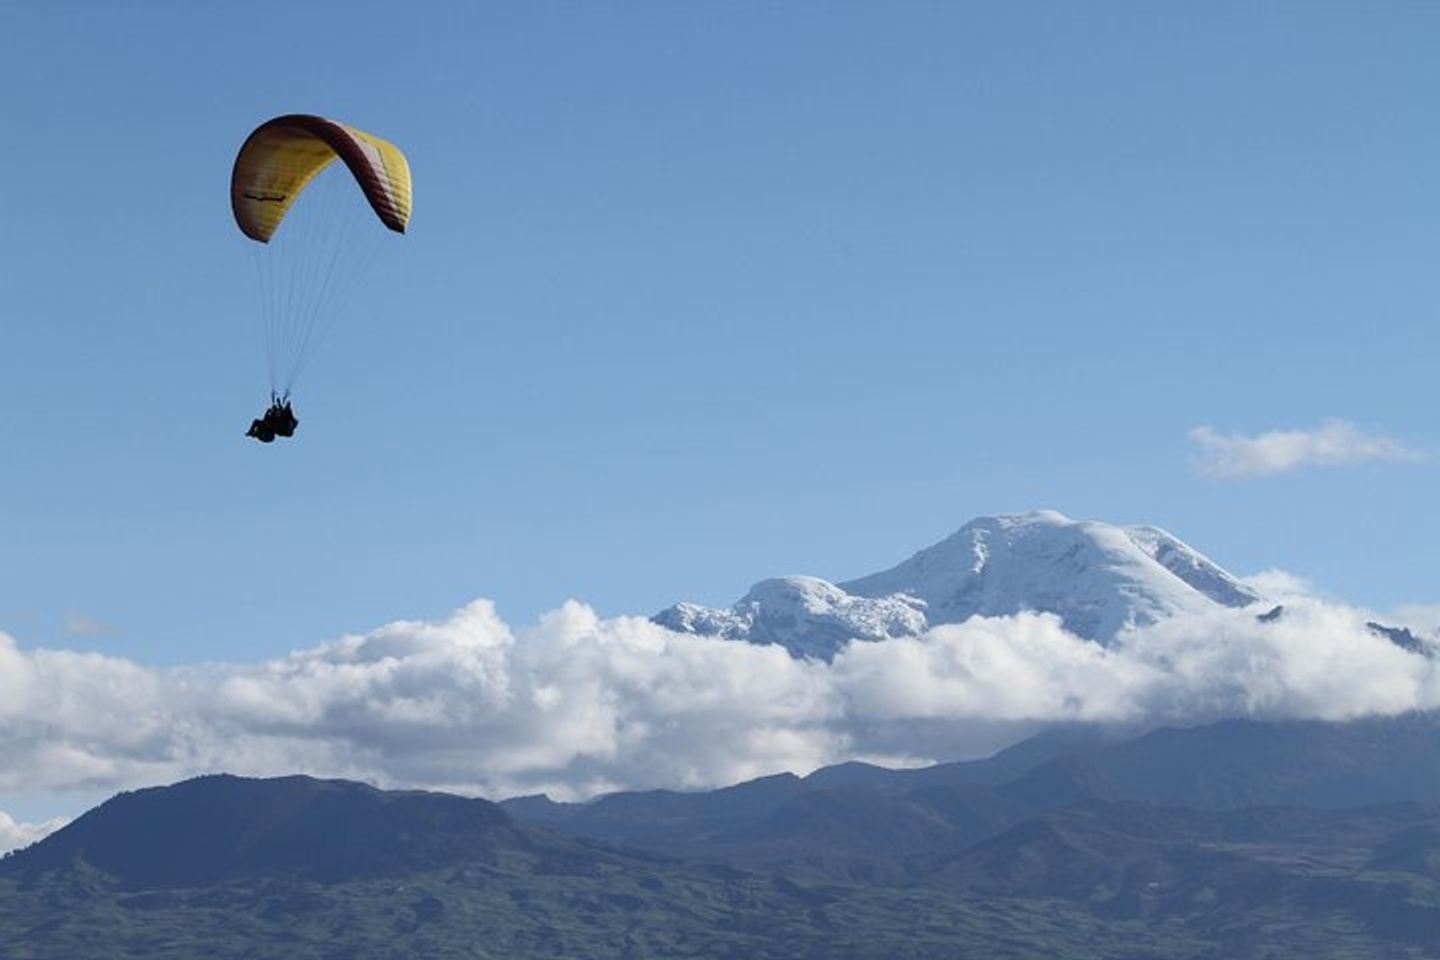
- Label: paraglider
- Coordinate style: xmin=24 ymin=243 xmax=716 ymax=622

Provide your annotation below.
xmin=245 ymin=396 xmax=299 ymax=443
xmin=231 ymin=114 xmax=412 ymax=443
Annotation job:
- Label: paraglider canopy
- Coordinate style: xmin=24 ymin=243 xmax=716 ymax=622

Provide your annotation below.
xmin=231 ymin=114 xmax=412 ymax=243
xmin=231 ymin=113 xmax=412 ymax=413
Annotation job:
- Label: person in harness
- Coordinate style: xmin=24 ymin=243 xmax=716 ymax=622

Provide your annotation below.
xmin=246 ymin=395 xmax=299 ymax=443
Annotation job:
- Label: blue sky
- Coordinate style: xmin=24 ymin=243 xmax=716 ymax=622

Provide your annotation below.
xmin=2 ymin=0 xmax=1438 ymax=673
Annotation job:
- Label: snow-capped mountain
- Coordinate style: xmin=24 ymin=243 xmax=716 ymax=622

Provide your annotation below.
xmin=656 ymin=577 xmax=929 ymax=661
xmin=654 ymin=510 xmax=1263 ymax=660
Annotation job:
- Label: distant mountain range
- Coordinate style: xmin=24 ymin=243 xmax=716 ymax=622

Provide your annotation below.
xmin=502 ymin=713 xmax=1440 ymax=869
xmin=4 ymin=512 xmax=1436 ymax=957
xmin=655 ymin=510 xmax=1265 ymax=658
xmin=5 ymin=715 xmax=1439 ymax=959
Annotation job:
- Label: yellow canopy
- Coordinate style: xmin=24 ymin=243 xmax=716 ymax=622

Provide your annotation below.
xmin=231 ymin=114 xmax=412 ymax=243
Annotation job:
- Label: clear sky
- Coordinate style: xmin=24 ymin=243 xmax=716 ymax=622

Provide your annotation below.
xmin=3 ymin=0 xmax=1438 ymax=672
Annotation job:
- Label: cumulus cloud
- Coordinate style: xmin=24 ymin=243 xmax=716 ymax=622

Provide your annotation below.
xmin=1241 ymin=569 xmax=1316 ymax=600
xmin=1389 ymin=605 xmax=1440 ymax=638
xmin=0 ymin=811 xmax=66 ymax=856
xmin=2 ymin=591 xmax=1438 ymax=815
xmin=1188 ymin=420 xmax=1423 ymax=479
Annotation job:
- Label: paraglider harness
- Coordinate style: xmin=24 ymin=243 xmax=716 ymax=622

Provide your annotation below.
xmin=246 ymin=393 xmax=299 ymax=443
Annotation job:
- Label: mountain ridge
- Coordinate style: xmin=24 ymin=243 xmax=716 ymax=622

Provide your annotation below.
xmin=500 ymin=713 xmax=1440 ymax=866
xmin=0 ymin=773 xmax=562 ymax=886
xmin=6 ymin=716 xmax=1440 ymax=958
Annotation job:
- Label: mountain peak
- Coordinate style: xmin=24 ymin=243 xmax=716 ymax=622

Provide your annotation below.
xmin=989 ymin=508 xmax=1072 ymax=527
xmin=655 ymin=511 xmax=1262 ymax=659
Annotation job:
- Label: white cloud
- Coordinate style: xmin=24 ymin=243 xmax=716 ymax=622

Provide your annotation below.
xmin=2 ymin=591 xmax=1438 ymax=818
xmin=1121 ymin=602 xmax=1431 ymax=722
xmin=0 ymin=811 xmax=66 ymax=857
xmin=1389 ymin=605 xmax=1440 ymax=638
xmin=1188 ymin=420 xmax=1423 ymax=479
xmin=1241 ymin=569 xmax=1316 ymax=600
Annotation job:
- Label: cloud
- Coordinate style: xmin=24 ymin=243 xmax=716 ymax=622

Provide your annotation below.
xmin=1241 ymin=569 xmax=1317 ymax=601
xmin=1188 ymin=420 xmax=1423 ymax=479
xmin=1 ymin=591 xmax=1438 ymax=814
xmin=1389 ymin=605 xmax=1440 ymax=638
xmin=0 ymin=811 xmax=66 ymax=857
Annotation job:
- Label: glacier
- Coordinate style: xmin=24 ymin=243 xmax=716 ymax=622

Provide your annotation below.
xmin=654 ymin=510 xmax=1264 ymax=660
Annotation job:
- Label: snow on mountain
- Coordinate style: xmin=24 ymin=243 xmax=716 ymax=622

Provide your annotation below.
xmin=654 ymin=577 xmax=928 ymax=661
xmin=654 ymin=510 xmax=1264 ymax=660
